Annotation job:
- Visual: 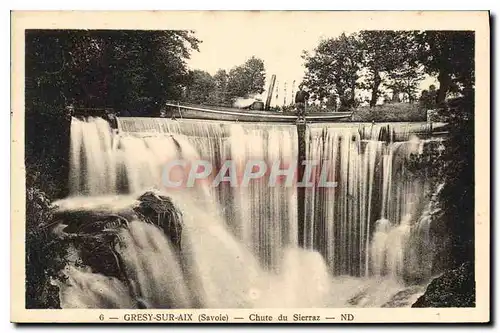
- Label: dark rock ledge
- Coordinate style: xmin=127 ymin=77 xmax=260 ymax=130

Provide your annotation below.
xmin=53 ymin=191 xmax=184 ymax=281
xmin=412 ymin=262 xmax=475 ymax=308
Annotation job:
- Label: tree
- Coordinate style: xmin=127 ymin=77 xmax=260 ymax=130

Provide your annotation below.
xmin=302 ymin=33 xmax=363 ymax=110
xmin=96 ymin=30 xmax=200 ymax=113
xmin=212 ymin=69 xmax=230 ymax=105
xmin=358 ymin=31 xmax=417 ymax=107
xmin=26 ymin=30 xmax=200 ymax=115
xmin=303 ymin=31 xmax=423 ymax=109
xmin=183 ymin=69 xmax=217 ymax=104
xmin=419 ymin=84 xmax=438 ymax=110
xmin=386 ymin=64 xmax=425 ymax=103
xmin=227 ymin=56 xmax=266 ymax=98
xmin=414 ymin=31 xmax=474 ymax=104
xmin=243 ymin=56 xmax=266 ymax=95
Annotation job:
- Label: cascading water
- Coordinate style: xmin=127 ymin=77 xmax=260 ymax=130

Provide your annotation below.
xmin=54 ymin=116 xmax=443 ymax=308
xmin=304 ymin=125 xmax=433 ymax=280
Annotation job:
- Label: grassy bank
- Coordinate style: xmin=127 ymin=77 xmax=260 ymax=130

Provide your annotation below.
xmin=350 ymin=103 xmax=427 ymax=122
xmin=298 ymin=102 xmax=428 ymax=122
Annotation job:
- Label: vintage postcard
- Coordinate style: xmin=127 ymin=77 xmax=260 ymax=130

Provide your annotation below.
xmin=11 ymin=11 xmax=490 ymax=323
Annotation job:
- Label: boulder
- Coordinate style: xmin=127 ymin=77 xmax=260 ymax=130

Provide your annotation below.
xmin=53 ymin=191 xmax=184 ymax=281
xmin=31 ymin=190 xmax=185 ymax=309
xmin=412 ymin=262 xmax=475 ymax=308
xmin=55 ymin=213 xmax=130 ymax=280
xmin=133 ymin=191 xmax=183 ymax=251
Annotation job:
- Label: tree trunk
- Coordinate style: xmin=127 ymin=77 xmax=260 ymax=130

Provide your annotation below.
xmin=392 ymin=88 xmax=400 ymax=103
xmin=408 ymin=93 xmax=414 ymax=104
xmin=350 ymin=79 xmax=357 ymax=108
xmin=437 ymin=70 xmax=451 ymax=104
xmin=370 ymin=71 xmax=381 ymax=107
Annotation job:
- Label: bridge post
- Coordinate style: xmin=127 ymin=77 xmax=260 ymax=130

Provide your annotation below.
xmin=296 ymin=104 xmax=307 ymax=248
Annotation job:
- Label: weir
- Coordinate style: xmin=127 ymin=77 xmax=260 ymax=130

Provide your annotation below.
xmin=56 ymin=116 xmax=446 ymax=308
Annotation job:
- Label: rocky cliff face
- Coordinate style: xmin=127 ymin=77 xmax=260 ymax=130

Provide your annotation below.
xmin=412 ymin=262 xmax=475 ymax=308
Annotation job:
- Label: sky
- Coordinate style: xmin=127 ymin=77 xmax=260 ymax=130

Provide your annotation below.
xmin=186 ymin=24 xmax=437 ymax=106
xmin=187 ymin=25 xmax=351 ymax=88
xmin=185 ymin=21 xmax=356 ymax=106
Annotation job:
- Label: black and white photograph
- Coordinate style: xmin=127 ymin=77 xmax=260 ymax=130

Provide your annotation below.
xmin=10 ymin=10 xmax=490 ymax=323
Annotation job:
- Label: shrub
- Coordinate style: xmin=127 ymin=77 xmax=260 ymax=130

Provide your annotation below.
xmin=25 ymin=182 xmax=68 ymax=308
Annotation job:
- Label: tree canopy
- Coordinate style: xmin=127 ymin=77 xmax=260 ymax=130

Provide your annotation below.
xmin=414 ymin=31 xmax=475 ymax=104
xmin=181 ymin=56 xmax=267 ymax=106
xmin=227 ymin=56 xmax=266 ymax=99
xmin=303 ymin=33 xmax=363 ymax=111
xmin=302 ymin=30 xmax=474 ymax=109
xmin=26 ymin=30 xmax=201 ymax=116
xmin=183 ymin=69 xmax=217 ymax=104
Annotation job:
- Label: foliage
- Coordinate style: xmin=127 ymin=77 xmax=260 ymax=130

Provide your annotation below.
xmin=26 ymin=30 xmax=200 ymax=114
xmin=386 ymin=64 xmax=425 ymax=103
xmin=25 ymin=110 xmax=72 ymax=199
xmin=303 ymin=31 xmax=425 ymax=109
xmin=357 ymin=31 xmax=421 ymax=107
xmin=302 ymin=33 xmax=363 ymax=110
xmin=182 ymin=57 xmax=267 ymax=106
xmin=408 ymin=93 xmax=474 ymax=269
xmin=25 ymin=181 xmax=68 ymax=308
xmin=419 ymin=84 xmax=439 ymax=110
xmin=302 ymin=30 xmax=474 ymax=114
xmin=212 ymin=69 xmax=230 ymax=105
xmin=183 ymin=69 xmax=217 ymax=104
xmin=383 ymin=32 xmax=423 ymax=103
xmin=227 ymin=56 xmax=266 ymax=99
xmin=414 ymin=31 xmax=475 ymax=103
xmin=304 ymin=104 xmax=332 ymax=113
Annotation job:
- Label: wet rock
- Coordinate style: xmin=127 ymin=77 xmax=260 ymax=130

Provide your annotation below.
xmin=347 ymin=290 xmax=368 ymax=306
xmin=133 ymin=191 xmax=183 ymax=251
xmin=53 ymin=210 xmax=133 ymax=280
xmin=71 ymin=233 xmax=125 ymax=280
xmin=412 ymin=262 xmax=475 ymax=308
xmin=58 ymin=212 xmax=130 ymax=235
xmin=55 ymin=215 xmax=130 ymax=280
xmin=52 ymin=191 xmax=184 ymax=282
xmin=382 ymin=285 xmax=426 ymax=308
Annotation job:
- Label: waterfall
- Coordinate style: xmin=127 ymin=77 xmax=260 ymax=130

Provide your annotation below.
xmin=304 ymin=125 xmax=432 ymax=280
xmin=69 ymin=117 xmax=299 ymax=271
xmin=69 ymin=117 xmax=118 ymax=195
xmin=58 ymin=116 xmax=441 ymax=308
xmin=56 ymin=196 xmax=342 ymax=309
